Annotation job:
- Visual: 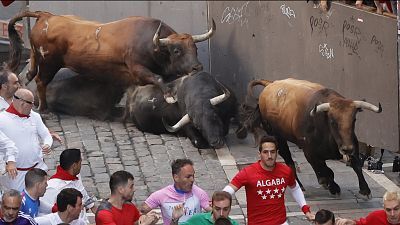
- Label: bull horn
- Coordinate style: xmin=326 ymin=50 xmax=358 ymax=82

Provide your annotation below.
xmin=162 ymin=114 xmax=190 ymax=133
xmin=192 ymin=19 xmax=216 ymax=43
xmin=310 ymin=103 xmax=330 ymax=116
xmin=210 ymin=82 xmax=230 ymax=106
xmin=353 ymin=101 xmax=382 ymax=113
xmin=153 ymin=21 xmax=170 ymax=48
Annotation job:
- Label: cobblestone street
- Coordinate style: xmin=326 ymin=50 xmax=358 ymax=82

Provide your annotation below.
xmin=42 ymin=113 xmax=399 ymax=225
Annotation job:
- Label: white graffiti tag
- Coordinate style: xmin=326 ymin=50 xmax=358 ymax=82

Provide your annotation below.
xmin=319 ymin=43 xmax=334 ymax=60
xmin=221 ymin=1 xmax=250 ymax=27
xmin=280 ymin=4 xmax=296 ymax=19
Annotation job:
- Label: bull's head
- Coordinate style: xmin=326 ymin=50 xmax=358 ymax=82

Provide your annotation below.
xmin=153 ymin=19 xmax=216 ymax=77
xmin=162 ymin=82 xmax=230 ymax=148
xmin=310 ymin=99 xmax=382 ymax=156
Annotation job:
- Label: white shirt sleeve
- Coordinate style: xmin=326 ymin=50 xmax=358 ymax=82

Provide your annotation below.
xmin=288 ymin=181 xmax=307 ymax=208
xmin=31 ymin=112 xmax=53 ymax=147
xmin=0 ymin=130 xmax=18 ymax=162
xmin=34 ymin=215 xmax=52 ymax=225
xmin=38 ymin=198 xmax=53 ymax=215
xmin=40 ymin=185 xmax=59 ymax=213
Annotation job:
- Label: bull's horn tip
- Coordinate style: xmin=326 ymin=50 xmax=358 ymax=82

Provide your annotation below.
xmin=378 ymin=102 xmax=382 ymax=113
xmin=211 ymin=18 xmax=216 ymax=30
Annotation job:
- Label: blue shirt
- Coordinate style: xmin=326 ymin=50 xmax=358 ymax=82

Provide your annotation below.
xmin=20 ymin=190 xmax=40 ymax=218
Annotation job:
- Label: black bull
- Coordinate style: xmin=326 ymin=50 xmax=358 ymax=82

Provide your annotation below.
xmin=26 ymin=68 xmax=125 ymax=120
xmin=124 ymin=72 xmax=238 ymax=149
xmin=237 ymin=78 xmax=382 ymax=198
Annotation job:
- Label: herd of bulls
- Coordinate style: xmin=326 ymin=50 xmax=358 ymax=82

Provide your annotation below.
xmin=7 ymin=11 xmax=383 ymax=198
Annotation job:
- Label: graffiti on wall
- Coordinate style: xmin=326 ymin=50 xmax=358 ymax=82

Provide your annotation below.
xmin=221 ymin=1 xmax=250 ymax=27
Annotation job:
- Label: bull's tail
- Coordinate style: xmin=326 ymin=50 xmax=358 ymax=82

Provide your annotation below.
xmin=7 ymin=11 xmax=43 ymax=72
xmin=247 ymin=79 xmax=274 ymax=99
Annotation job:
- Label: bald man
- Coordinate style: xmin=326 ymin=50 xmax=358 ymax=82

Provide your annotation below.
xmin=0 ymin=88 xmax=52 ymax=192
xmin=0 ymin=67 xmax=62 ymax=179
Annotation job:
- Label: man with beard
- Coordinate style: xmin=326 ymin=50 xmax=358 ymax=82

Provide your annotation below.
xmin=95 ymin=171 xmax=159 ymax=225
xmin=34 ymin=188 xmax=85 ymax=225
xmin=336 ymin=191 xmax=400 ymax=225
xmin=140 ymin=159 xmax=211 ymax=225
xmin=170 ymin=191 xmax=238 ymax=225
xmin=223 ymin=135 xmax=314 ymax=225
xmin=0 ymin=189 xmax=36 ymax=225
xmin=40 ymin=148 xmax=96 ymax=222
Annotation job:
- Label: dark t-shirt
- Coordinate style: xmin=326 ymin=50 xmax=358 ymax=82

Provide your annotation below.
xmin=0 ymin=212 xmax=37 ymax=225
xmin=95 ymin=200 xmax=140 ymax=225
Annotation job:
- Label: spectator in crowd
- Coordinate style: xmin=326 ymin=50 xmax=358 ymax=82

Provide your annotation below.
xmin=223 ymin=135 xmax=314 ymax=225
xmin=336 ymin=190 xmax=400 ymax=225
xmin=95 ymin=171 xmax=159 ymax=225
xmin=314 ymin=209 xmax=336 ymax=225
xmin=0 ymin=67 xmax=20 ymax=179
xmin=0 ymin=189 xmax=37 ymax=225
xmin=0 ymin=131 xmax=18 ymax=181
xmin=0 ymin=67 xmax=62 ymax=143
xmin=41 ymin=148 xmax=96 ymax=222
xmin=21 ymin=168 xmax=48 ymax=218
xmin=140 ymin=159 xmax=211 ymax=225
xmin=171 ymin=191 xmax=239 ymax=225
xmin=34 ymin=188 xmax=85 ymax=225
xmin=0 ymin=66 xmax=20 ymax=110
xmin=0 ymin=88 xmax=52 ymax=192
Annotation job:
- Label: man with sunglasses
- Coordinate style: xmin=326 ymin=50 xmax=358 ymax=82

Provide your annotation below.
xmin=0 ymin=88 xmax=52 ymax=192
xmin=0 ymin=67 xmax=62 ymax=181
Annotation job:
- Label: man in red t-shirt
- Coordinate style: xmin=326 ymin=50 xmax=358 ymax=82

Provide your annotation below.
xmin=95 ymin=171 xmax=159 ymax=225
xmin=223 ymin=135 xmax=314 ymax=225
xmin=337 ymin=191 xmax=400 ymax=225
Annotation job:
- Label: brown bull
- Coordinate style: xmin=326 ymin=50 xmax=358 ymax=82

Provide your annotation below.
xmin=7 ymin=10 xmax=215 ymax=112
xmin=237 ymin=78 xmax=382 ymax=197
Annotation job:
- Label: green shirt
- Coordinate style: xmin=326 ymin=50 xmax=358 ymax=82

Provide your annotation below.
xmin=179 ymin=212 xmax=239 ymax=225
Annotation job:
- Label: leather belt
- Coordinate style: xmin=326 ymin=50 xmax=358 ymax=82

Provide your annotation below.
xmin=17 ymin=163 xmax=38 ymax=171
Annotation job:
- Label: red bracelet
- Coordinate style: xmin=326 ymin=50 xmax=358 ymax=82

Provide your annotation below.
xmin=302 ymin=205 xmax=311 ymax=214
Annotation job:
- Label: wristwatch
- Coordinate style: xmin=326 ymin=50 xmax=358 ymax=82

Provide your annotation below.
xmin=171 ymin=217 xmax=179 ymax=223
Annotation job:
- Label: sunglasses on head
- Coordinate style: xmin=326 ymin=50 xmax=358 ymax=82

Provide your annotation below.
xmin=13 ymin=95 xmax=34 ymax=105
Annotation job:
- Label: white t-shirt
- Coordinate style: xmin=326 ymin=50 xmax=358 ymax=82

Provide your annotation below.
xmin=34 ymin=212 xmax=86 ymax=225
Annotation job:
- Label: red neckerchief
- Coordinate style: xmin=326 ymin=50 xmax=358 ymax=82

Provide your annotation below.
xmin=6 ymin=103 xmax=29 ymax=118
xmin=50 ymin=165 xmax=78 ymax=181
xmin=51 ymin=203 xmax=58 ymax=213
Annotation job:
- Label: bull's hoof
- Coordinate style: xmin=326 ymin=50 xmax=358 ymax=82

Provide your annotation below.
xmin=318 ymin=177 xmax=329 ymax=189
xmin=358 ymin=189 xmax=372 ymax=200
xmin=191 ymin=139 xmax=210 ymax=149
xmin=356 ymin=192 xmax=372 ymax=200
xmin=328 ymin=182 xmax=341 ymax=196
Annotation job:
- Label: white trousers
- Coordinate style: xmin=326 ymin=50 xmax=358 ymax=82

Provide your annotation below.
xmin=0 ymin=160 xmax=48 ymax=192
